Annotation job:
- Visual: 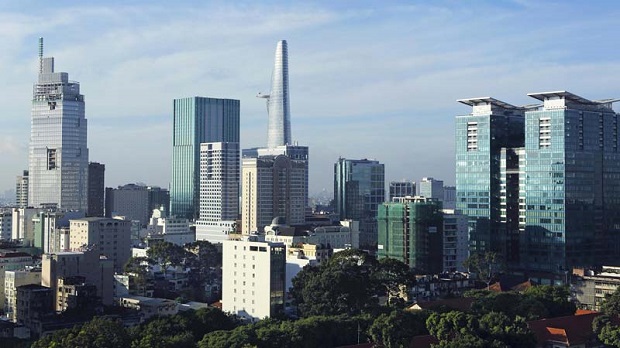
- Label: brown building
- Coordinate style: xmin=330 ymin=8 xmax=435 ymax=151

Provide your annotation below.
xmin=69 ymin=217 xmax=131 ymax=272
xmin=15 ymin=284 xmax=53 ymax=337
xmin=56 ymin=276 xmax=98 ymax=312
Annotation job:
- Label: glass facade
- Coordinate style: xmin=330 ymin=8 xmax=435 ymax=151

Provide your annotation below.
xmin=262 ymin=40 xmax=291 ymax=148
xmin=455 ymin=99 xmax=524 ymax=257
xmin=334 ymin=158 xmax=385 ymax=248
xmin=457 ymin=93 xmax=620 ymax=276
xmin=171 ymin=97 xmax=240 ymax=219
xmin=521 ymin=95 xmax=620 ymax=272
xmin=29 ymin=45 xmax=88 ymax=211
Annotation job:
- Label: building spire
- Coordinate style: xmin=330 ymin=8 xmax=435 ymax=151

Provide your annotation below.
xmin=264 ymin=40 xmax=291 ymax=148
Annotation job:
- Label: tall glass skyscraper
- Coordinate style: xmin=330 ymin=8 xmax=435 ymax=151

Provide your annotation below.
xmin=521 ymin=91 xmax=620 ymax=273
xmin=457 ymin=92 xmax=620 ymax=279
xmin=258 ymin=40 xmax=291 ymax=148
xmin=171 ymin=97 xmax=240 ymax=219
xmin=455 ymin=98 xmax=524 ymax=258
xmin=334 ymin=158 xmax=385 ymax=248
xmin=29 ymin=38 xmax=89 ymax=211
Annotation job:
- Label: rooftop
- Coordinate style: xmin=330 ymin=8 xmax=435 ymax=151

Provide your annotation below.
xmin=457 ymin=97 xmax=522 ymax=110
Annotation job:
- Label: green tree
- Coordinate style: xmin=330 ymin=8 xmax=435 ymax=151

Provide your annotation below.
xmin=373 ymin=257 xmax=415 ymax=307
xmin=369 ymin=310 xmax=428 ymax=348
xmin=32 ymin=317 xmax=130 ymax=348
xmin=593 ymin=287 xmax=620 ymax=347
xmin=463 ymin=252 xmax=502 ymax=289
xmin=290 ymin=249 xmax=380 ymax=317
xmin=147 ymin=241 xmax=190 ymax=269
xmin=522 ymin=285 xmax=575 ymax=318
xmin=124 ymin=256 xmax=153 ymax=296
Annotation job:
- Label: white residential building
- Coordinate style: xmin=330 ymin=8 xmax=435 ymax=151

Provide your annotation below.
xmin=222 ymin=237 xmax=286 ymax=320
xmin=146 ymin=209 xmax=194 ymax=246
xmin=0 ymin=252 xmax=35 ymax=311
xmin=195 ymin=142 xmax=239 ymax=243
xmin=443 ymin=209 xmax=469 ymax=273
xmin=12 ymin=208 xmax=44 ymax=244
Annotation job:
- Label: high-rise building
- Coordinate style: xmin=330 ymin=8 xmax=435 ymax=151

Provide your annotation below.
xmin=456 ymin=91 xmax=620 ymax=278
xmin=87 ymin=162 xmax=105 ymax=217
xmin=258 ymin=40 xmax=291 ymax=148
xmin=222 ymin=237 xmax=286 ymax=320
xmin=443 ymin=209 xmax=468 ymax=273
xmin=419 ymin=177 xmax=445 ymax=201
xmin=171 ymin=97 xmax=240 ymax=219
xmin=520 ymin=91 xmax=620 ymax=273
xmin=334 ymin=158 xmax=385 ymax=248
xmin=105 ymin=184 xmax=149 ymax=225
xmin=15 ymin=170 xmax=29 ymax=208
xmin=389 ymin=181 xmax=415 ymax=201
xmin=242 ymin=154 xmax=307 ymax=234
xmin=455 ymin=98 xmax=524 ymax=257
xmin=443 ymin=186 xmax=457 ymax=210
xmin=377 ymin=196 xmax=444 ymax=274
xmin=28 ymin=38 xmax=88 ymax=211
xmin=195 ymin=142 xmax=240 ymax=242
xmin=69 ymin=217 xmax=131 ymax=272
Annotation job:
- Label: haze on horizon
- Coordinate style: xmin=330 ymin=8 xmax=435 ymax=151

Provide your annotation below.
xmin=0 ymin=0 xmax=619 ymax=199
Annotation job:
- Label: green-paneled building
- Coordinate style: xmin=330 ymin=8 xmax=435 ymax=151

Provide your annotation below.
xmin=377 ymin=197 xmax=443 ymax=274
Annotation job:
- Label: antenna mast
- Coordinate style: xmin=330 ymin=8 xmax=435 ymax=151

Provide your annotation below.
xmin=38 ymin=37 xmax=44 ymax=73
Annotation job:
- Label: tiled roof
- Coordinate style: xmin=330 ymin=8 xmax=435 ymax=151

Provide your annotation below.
xmin=528 ymin=313 xmax=600 ymax=346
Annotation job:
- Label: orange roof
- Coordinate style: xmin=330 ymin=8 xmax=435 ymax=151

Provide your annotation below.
xmin=528 ymin=313 xmax=600 ymax=346
xmin=575 ymin=309 xmax=598 ymax=315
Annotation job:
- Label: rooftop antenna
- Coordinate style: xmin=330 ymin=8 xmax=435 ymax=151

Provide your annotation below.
xmin=38 ymin=37 xmax=43 ymax=74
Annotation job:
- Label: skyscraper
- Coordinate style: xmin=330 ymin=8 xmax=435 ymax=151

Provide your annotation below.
xmin=258 ymin=40 xmax=291 ymax=148
xmin=195 ymin=142 xmax=240 ymax=242
xmin=29 ymin=38 xmax=89 ymax=211
xmin=87 ymin=162 xmax=105 ymax=217
xmin=242 ymin=153 xmax=307 ymax=234
xmin=419 ymin=177 xmax=445 ymax=201
xmin=389 ymin=181 xmax=415 ymax=201
xmin=455 ymin=98 xmax=524 ymax=258
xmin=15 ymin=170 xmax=29 ymax=208
xmin=456 ymin=91 xmax=620 ymax=279
xmin=170 ymin=97 xmax=240 ymax=219
xmin=334 ymin=158 xmax=385 ymax=248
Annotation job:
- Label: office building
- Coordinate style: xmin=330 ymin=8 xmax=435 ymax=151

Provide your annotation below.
xmin=148 ymin=186 xmax=170 ymax=214
xmin=222 ymin=237 xmax=286 ymax=320
xmin=87 ymin=162 xmax=105 ymax=217
xmin=419 ymin=177 xmax=445 ymax=201
xmin=171 ymin=97 xmax=240 ymax=219
xmin=257 ymin=40 xmax=292 ymax=148
xmin=4 ymin=268 xmax=42 ymax=322
xmin=573 ymin=266 xmax=620 ymax=311
xmin=242 ymin=154 xmax=307 ymax=234
xmin=105 ymin=184 xmax=149 ymax=225
xmin=457 ymin=91 xmax=620 ymax=276
xmin=520 ymin=91 xmax=620 ymax=272
xmin=69 ymin=217 xmax=131 ymax=272
xmin=28 ymin=38 xmax=88 ymax=211
xmin=195 ymin=142 xmax=240 ymax=242
xmin=443 ymin=186 xmax=457 ymax=210
xmin=15 ymin=170 xmax=28 ymax=208
xmin=32 ymin=210 xmax=83 ymax=254
xmin=334 ymin=158 xmax=385 ymax=248
xmin=455 ymin=97 xmax=525 ymax=257
xmin=377 ymin=196 xmax=444 ymax=274
xmin=389 ymin=181 xmax=415 ymax=201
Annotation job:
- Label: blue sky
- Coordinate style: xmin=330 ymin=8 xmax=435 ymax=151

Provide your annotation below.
xmin=1 ymin=0 xmax=619 ymax=197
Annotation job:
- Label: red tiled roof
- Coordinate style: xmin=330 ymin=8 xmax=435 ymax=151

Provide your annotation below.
xmin=575 ymin=309 xmax=598 ymax=316
xmin=527 ymin=313 xmax=600 ymax=346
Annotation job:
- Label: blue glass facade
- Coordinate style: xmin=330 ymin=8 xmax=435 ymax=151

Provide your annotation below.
xmin=455 ymin=99 xmax=524 ymax=257
xmin=521 ymin=93 xmax=620 ymax=272
xmin=334 ymin=158 xmax=385 ymax=248
xmin=457 ymin=92 xmax=620 ymax=276
xmin=171 ymin=97 xmax=240 ymax=219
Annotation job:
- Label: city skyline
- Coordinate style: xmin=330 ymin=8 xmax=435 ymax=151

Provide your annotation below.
xmin=1 ymin=1 xmax=619 ymax=198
